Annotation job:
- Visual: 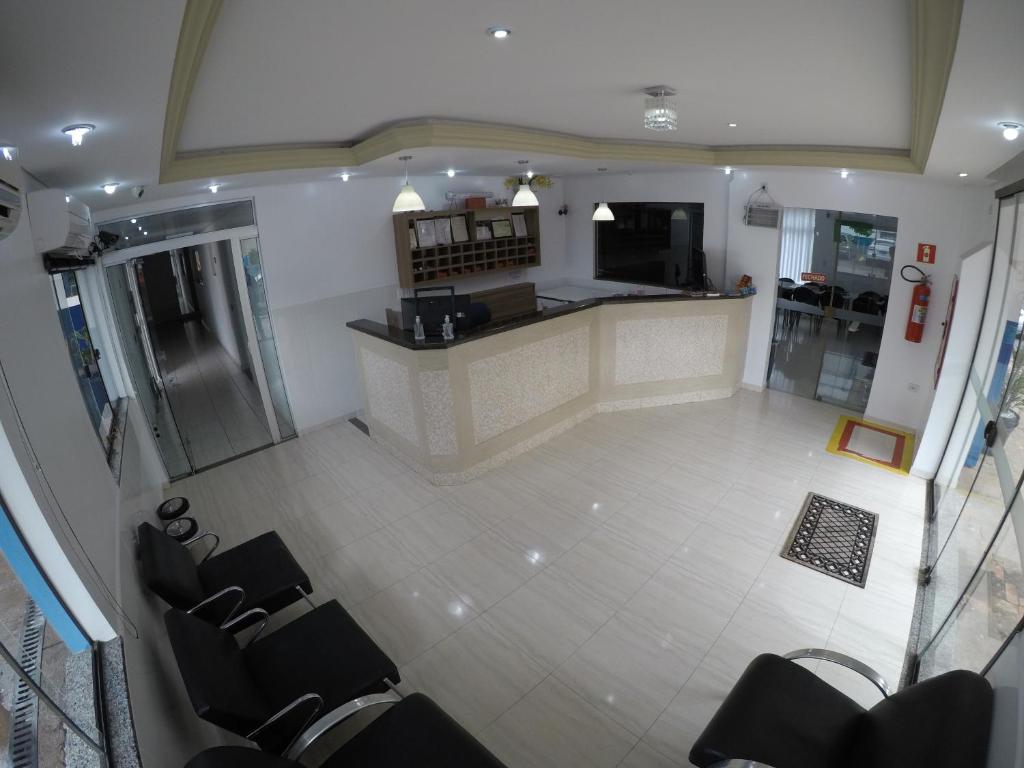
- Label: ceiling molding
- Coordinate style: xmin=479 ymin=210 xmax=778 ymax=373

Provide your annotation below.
xmin=158 ymin=2 xmax=959 ymax=183
xmin=910 ymin=0 xmax=964 ymax=170
xmin=160 ymin=0 xmax=223 ymax=179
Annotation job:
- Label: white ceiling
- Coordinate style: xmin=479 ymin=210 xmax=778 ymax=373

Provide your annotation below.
xmin=180 ymin=0 xmax=912 ymax=152
xmin=5 ymin=0 xmax=1023 ymax=213
xmin=925 ymin=0 xmax=1024 ymax=181
xmin=0 ymin=0 xmax=186 ymax=209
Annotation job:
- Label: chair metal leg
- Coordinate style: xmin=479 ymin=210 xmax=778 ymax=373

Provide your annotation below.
xmin=296 ymin=585 xmax=316 ymax=609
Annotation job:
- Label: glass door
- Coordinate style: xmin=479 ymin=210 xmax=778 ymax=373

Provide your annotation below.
xmin=105 ymin=262 xmax=191 ymax=478
xmin=769 ymin=208 xmax=897 ymax=410
xmin=917 ymin=192 xmax=1024 ymax=679
xmin=237 ymin=237 xmax=295 ymax=439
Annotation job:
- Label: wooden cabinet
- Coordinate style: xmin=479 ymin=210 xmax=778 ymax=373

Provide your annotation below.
xmin=393 ymin=206 xmax=540 ymax=288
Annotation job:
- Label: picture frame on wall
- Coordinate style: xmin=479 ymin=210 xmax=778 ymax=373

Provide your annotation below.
xmin=415 ymin=219 xmax=436 ymax=247
xmin=491 ymin=219 xmax=513 ymax=238
xmin=434 ymin=217 xmax=453 ymax=245
xmin=476 ymin=223 xmax=492 ymax=240
xmin=511 ymin=213 xmax=528 ymax=237
xmin=451 ymin=215 xmax=469 ymax=242
xmin=408 ymin=224 xmax=418 ymax=249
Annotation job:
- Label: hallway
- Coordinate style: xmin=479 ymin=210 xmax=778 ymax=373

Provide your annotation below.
xmin=155 ymin=319 xmax=273 ymax=470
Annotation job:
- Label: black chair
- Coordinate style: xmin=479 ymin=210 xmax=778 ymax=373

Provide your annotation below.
xmin=138 ymin=521 xmax=312 ymax=627
xmin=165 ymin=602 xmax=400 ymax=755
xmin=184 ymin=692 xmax=507 ymax=768
xmin=689 ymin=649 xmax=993 ymax=768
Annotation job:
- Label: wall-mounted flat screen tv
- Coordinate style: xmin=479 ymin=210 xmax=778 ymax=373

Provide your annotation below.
xmin=594 ymin=202 xmax=705 ymax=288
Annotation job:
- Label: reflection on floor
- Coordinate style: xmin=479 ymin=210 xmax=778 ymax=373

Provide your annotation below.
xmin=769 ymin=311 xmax=882 ymax=411
xmin=155 ymin=320 xmax=272 ymax=470
xmin=170 ymin=390 xmax=926 ymax=767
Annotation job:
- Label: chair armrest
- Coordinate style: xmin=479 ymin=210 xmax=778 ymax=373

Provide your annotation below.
xmin=783 ymin=648 xmax=891 ymax=697
xmin=247 ymin=692 xmax=323 ymax=755
xmin=187 ymin=585 xmax=245 ymax=624
xmin=284 ymin=692 xmax=402 ymax=761
xmin=709 ymin=761 xmax=781 ymax=767
xmin=184 ymin=530 xmax=221 ymax=563
xmin=221 ymin=608 xmax=269 ymax=647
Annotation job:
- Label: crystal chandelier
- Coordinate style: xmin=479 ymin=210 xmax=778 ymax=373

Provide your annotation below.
xmin=643 ymin=87 xmax=678 ymax=132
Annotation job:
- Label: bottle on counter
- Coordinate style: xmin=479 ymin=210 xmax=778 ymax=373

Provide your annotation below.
xmin=441 ymin=314 xmax=455 ymax=341
xmin=413 ymin=315 xmax=426 ymax=342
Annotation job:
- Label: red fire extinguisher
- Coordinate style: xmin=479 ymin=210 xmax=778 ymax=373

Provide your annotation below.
xmin=902 ymin=265 xmax=930 ymax=343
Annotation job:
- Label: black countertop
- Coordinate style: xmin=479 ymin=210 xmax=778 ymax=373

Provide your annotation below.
xmin=346 ymin=292 xmax=750 ymax=350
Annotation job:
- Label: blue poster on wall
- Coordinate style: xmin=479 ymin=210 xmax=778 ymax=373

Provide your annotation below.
xmin=965 ymin=320 xmax=1018 ymax=468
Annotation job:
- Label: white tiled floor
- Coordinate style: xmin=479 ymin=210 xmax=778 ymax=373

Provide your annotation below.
xmin=170 ymin=389 xmax=926 ymax=767
xmin=157 ymin=320 xmax=273 ymax=470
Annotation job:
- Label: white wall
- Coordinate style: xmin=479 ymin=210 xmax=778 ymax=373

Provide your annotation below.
xmin=99 ymin=175 xmax=569 ymax=430
xmin=564 ymin=167 xmax=997 ymax=436
xmin=1 ymin=175 xmax=216 ymax=765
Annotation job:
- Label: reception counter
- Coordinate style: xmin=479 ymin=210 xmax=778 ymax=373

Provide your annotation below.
xmin=348 ymin=294 xmax=752 ymax=484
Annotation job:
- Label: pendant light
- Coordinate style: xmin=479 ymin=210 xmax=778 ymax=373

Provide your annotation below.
xmin=511 ymin=160 xmax=539 ymax=207
xmin=592 ymin=202 xmax=614 ymax=221
xmin=392 ymin=155 xmax=426 ymax=213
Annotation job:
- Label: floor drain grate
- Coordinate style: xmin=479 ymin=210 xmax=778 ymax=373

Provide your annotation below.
xmin=781 ymin=493 xmax=878 ymax=588
xmin=9 ymin=599 xmax=46 ymax=768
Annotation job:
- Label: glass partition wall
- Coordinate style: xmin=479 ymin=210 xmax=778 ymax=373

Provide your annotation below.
xmin=917 ymin=190 xmax=1024 ymax=680
xmin=768 ymin=208 xmax=897 ymax=411
xmin=98 ymin=202 xmax=295 ymax=479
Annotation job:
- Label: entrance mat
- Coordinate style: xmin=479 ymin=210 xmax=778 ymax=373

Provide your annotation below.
xmin=826 ymin=415 xmax=914 ymax=475
xmin=781 ymin=493 xmax=878 ymax=588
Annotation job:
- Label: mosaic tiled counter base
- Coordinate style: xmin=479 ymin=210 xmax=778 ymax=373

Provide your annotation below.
xmin=349 ymin=296 xmax=752 ymax=483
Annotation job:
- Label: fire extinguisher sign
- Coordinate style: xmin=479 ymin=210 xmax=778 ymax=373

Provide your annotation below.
xmin=917 ymin=243 xmax=936 ymax=264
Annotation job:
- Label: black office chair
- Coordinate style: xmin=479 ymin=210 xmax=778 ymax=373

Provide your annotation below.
xmin=791 ymin=286 xmax=823 ymax=332
xmin=689 ymin=649 xmax=993 ymax=768
xmin=165 ymin=602 xmax=400 ymax=755
xmin=184 ymin=692 xmax=507 ymax=768
xmin=138 ymin=521 xmax=312 ymax=628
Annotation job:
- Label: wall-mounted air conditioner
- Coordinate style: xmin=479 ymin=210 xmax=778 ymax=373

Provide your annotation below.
xmin=27 ymin=189 xmax=95 ymax=272
xmin=0 ymin=161 xmax=23 ymax=241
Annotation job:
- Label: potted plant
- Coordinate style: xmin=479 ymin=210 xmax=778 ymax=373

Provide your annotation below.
xmin=999 ymin=361 xmax=1024 ymax=432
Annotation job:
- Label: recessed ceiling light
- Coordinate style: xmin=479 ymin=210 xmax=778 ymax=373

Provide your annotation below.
xmin=124 ymin=236 xmax=129 ymax=240
xmin=724 ymin=166 xmax=733 ymax=175
xmin=446 ymin=168 xmax=456 ymax=178
xmin=130 ymin=218 xmax=137 ymax=224
xmin=526 ymin=169 xmax=535 ymax=179
xmin=65 ymin=195 xmax=70 ymax=203
xmin=487 ymin=26 xmax=511 ymax=38
xmin=102 ymin=182 xmax=118 ymax=194
xmin=138 ymin=226 xmax=142 ymax=231
xmin=62 ymin=124 xmax=95 ymax=147
xmin=727 ymin=122 xmax=738 ymax=128
xmin=208 ymin=183 xmax=220 ymax=193
xmin=839 ymin=169 xmax=849 ymax=179
xmin=143 ymin=231 xmax=148 ymax=236
xmin=1 ymin=146 xmax=15 ymax=161
xmin=998 ymin=122 xmax=1021 ymax=141
xmin=959 ymin=172 xmax=969 ymax=177
xmin=340 ymin=172 xmax=350 ymax=182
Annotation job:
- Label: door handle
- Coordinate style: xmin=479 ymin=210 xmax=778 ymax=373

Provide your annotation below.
xmin=984 ymin=420 xmax=998 ymax=448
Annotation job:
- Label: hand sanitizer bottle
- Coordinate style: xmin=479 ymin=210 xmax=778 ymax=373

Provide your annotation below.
xmin=413 ymin=315 xmax=425 ymax=342
xmin=442 ymin=314 xmax=455 ymax=341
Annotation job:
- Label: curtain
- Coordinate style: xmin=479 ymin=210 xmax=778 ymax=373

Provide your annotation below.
xmin=779 ymin=207 xmax=816 ymax=283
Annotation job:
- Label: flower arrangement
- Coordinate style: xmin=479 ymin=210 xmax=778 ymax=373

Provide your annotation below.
xmin=503 ymin=174 xmax=555 ymax=190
